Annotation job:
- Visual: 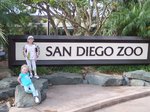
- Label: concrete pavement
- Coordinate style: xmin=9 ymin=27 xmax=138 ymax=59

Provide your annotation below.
xmin=94 ymin=96 xmax=150 ymax=112
xmin=9 ymin=85 xmax=150 ymax=112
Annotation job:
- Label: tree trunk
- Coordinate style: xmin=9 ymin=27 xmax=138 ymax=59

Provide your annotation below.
xmin=62 ymin=20 xmax=71 ymax=36
xmin=47 ymin=13 xmax=58 ymax=35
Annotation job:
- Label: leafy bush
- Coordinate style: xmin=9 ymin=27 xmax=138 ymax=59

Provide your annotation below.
xmin=11 ymin=65 xmax=150 ymax=76
xmin=11 ymin=66 xmax=50 ymax=76
xmin=37 ymin=66 xmax=50 ymax=75
xmin=94 ymin=65 xmax=150 ymax=74
xmin=11 ymin=66 xmax=82 ymax=76
xmin=11 ymin=66 xmax=20 ymax=76
xmin=48 ymin=66 xmax=82 ymax=74
xmin=103 ymin=0 xmax=150 ymax=37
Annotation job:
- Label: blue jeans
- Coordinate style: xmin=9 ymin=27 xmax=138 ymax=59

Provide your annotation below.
xmin=24 ymin=83 xmax=38 ymax=97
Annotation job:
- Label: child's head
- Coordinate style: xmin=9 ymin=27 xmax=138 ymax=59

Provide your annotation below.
xmin=21 ymin=64 xmax=29 ymax=74
xmin=27 ymin=35 xmax=34 ymax=44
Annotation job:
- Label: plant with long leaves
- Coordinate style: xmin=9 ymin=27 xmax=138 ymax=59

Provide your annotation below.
xmin=0 ymin=24 xmax=7 ymax=45
xmin=0 ymin=0 xmax=36 ymax=35
xmin=103 ymin=0 xmax=150 ymax=37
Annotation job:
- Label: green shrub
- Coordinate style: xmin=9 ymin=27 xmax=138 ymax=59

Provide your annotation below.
xmin=11 ymin=65 xmax=150 ymax=76
xmin=11 ymin=66 xmax=20 ymax=76
xmin=94 ymin=65 xmax=150 ymax=74
xmin=11 ymin=66 xmax=50 ymax=76
xmin=11 ymin=66 xmax=82 ymax=76
xmin=37 ymin=66 xmax=50 ymax=75
xmin=48 ymin=66 xmax=82 ymax=74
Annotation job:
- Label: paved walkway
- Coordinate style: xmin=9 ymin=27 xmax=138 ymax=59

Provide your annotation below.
xmin=9 ymin=85 xmax=150 ymax=112
xmin=95 ymin=96 xmax=150 ymax=112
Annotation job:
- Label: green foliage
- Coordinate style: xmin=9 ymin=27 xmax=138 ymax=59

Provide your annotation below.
xmin=49 ymin=0 xmax=55 ymax=5
xmin=0 ymin=0 xmax=47 ymax=35
xmin=11 ymin=66 xmax=82 ymax=76
xmin=21 ymin=0 xmax=114 ymax=36
xmin=0 ymin=24 xmax=7 ymax=45
xmin=48 ymin=66 xmax=82 ymax=74
xmin=103 ymin=0 xmax=150 ymax=37
xmin=0 ymin=0 xmax=18 ymax=43
xmin=11 ymin=66 xmax=50 ymax=76
xmin=11 ymin=66 xmax=20 ymax=76
xmin=11 ymin=66 xmax=49 ymax=76
xmin=7 ymin=14 xmax=36 ymax=35
xmin=37 ymin=66 xmax=50 ymax=75
xmin=94 ymin=65 xmax=150 ymax=74
xmin=11 ymin=64 xmax=150 ymax=76
xmin=0 ymin=0 xmax=20 ymax=24
xmin=73 ymin=0 xmax=88 ymax=8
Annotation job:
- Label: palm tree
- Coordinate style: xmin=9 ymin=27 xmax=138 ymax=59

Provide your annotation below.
xmin=0 ymin=0 xmax=17 ymax=45
xmin=0 ymin=24 xmax=7 ymax=45
xmin=0 ymin=0 xmax=33 ymax=35
xmin=103 ymin=0 xmax=150 ymax=37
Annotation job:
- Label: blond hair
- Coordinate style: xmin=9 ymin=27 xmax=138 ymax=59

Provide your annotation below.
xmin=21 ymin=64 xmax=29 ymax=71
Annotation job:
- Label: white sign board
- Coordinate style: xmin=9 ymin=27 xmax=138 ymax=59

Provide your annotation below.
xmin=15 ymin=42 xmax=148 ymax=60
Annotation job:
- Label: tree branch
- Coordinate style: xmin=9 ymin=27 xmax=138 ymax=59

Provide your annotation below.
xmin=62 ymin=20 xmax=71 ymax=36
xmin=93 ymin=2 xmax=111 ymax=35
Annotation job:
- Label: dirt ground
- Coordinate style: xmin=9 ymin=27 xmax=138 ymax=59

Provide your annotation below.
xmin=0 ymin=60 xmax=8 ymax=68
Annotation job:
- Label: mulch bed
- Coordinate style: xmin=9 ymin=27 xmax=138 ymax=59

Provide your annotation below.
xmin=0 ymin=97 xmax=15 ymax=107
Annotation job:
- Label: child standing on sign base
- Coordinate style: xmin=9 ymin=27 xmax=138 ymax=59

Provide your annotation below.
xmin=17 ymin=64 xmax=40 ymax=104
xmin=23 ymin=35 xmax=40 ymax=79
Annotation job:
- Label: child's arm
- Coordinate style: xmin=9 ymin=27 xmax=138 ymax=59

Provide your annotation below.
xmin=23 ymin=45 xmax=27 ymax=58
xmin=17 ymin=76 xmax=22 ymax=86
xmin=35 ymin=45 xmax=40 ymax=58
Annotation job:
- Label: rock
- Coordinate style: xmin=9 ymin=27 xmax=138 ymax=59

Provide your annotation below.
xmin=85 ymin=73 xmax=123 ymax=86
xmin=0 ymin=77 xmax=18 ymax=89
xmin=0 ymin=103 xmax=9 ymax=112
xmin=124 ymin=70 xmax=150 ymax=82
xmin=15 ymin=78 xmax=48 ymax=108
xmin=6 ymin=101 xmax=12 ymax=108
xmin=32 ymin=78 xmax=49 ymax=90
xmin=104 ymin=76 xmax=123 ymax=86
xmin=83 ymin=79 xmax=88 ymax=84
xmin=144 ymin=81 xmax=150 ymax=86
xmin=0 ymin=77 xmax=18 ymax=100
xmin=0 ymin=88 xmax=15 ymax=100
xmin=122 ymin=75 xmax=130 ymax=86
xmin=42 ymin=72 xmax=83 ymax=85
xmin=0 ymin=68 xmax=13 ymax=80
xmin=130 ymin=79 xmax=145 ymax=86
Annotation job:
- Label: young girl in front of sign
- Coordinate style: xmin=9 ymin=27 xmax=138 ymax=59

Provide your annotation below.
xmin=17 ymin=64 xmax=40 ymax=104
xmin=23 ymin=35 xmax=40 ymax=79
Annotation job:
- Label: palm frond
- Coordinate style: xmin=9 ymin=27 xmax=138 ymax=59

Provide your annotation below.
xmin=103 ymin=0 xmax=150 ymax=37
xmin=0 ymin=24 xmax=7 ymax=45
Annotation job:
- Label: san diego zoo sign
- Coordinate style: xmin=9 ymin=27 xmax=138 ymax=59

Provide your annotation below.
xmin=8 ymin=35 xmax=150 ymax=67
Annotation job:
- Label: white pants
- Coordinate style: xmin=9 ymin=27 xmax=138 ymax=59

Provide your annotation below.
xmin=24 ymin=83 xmax=38 ymax=97
xmin=26 ymin=58 xmax=36 ymax=71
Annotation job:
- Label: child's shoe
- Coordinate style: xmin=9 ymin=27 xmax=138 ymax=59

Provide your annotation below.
xmin=34 ymin=96 xmax=40 ymax=104
xmin=34 ymin=75 xmax=39 ymax=79
xmin=34 ymin=73 xmax=39 ymax=79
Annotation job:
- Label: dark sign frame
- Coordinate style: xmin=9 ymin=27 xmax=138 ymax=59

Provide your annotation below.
xmin=8 ymin=35 xmax=150 ymax=68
